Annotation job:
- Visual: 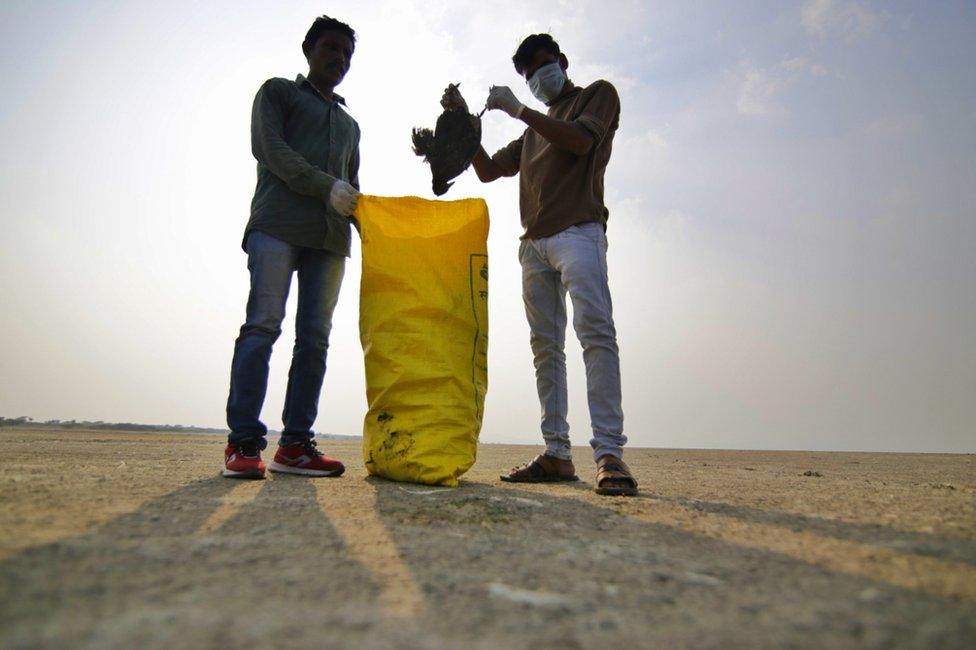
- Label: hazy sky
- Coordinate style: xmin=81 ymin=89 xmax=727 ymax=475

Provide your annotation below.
xmin=1 ymin=1 xmax=973 ymax=452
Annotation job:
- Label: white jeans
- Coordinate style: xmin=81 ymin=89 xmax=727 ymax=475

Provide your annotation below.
xmin=519 ymin=222 xmax=626 ymax=461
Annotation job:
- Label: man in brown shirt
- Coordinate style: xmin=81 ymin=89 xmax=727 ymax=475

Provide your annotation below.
xmin=471 ymin=34 xmax=636 ymax=496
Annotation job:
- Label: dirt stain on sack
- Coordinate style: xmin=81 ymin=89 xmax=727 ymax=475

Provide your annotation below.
xmin=376 ymin=412 xmax=414 ymax=461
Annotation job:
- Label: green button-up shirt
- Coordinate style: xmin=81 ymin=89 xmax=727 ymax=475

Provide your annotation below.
xmin=243 ymin=74 xmax=361 ymax=256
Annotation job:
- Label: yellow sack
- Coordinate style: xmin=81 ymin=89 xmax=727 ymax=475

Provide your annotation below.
xmin=354 ymin=195 xmax=489 ymax=486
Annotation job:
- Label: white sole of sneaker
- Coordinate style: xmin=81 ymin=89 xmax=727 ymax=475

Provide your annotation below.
xmin=268 ymin=462 xmax=343 ymax=477
xmin=221 ymin=468 xmax=265 ymax=479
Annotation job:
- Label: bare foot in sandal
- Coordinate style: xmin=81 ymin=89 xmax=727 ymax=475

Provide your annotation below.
xmin=500 ymin=454 xmax=579 ymax=483
xmin=595 ymin=455 xmax=638 ymax=496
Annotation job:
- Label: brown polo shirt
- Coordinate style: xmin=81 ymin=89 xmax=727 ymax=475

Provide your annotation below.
xmin=491 ymin=79 xmax=620 ymax=239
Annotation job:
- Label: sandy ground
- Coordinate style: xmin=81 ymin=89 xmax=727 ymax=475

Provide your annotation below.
xmin=0 ymin=428 xmax=974 ymax=649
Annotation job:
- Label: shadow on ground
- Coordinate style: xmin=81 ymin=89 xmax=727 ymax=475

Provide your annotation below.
xmin=1 ymin=474 xmax=974 ymax=649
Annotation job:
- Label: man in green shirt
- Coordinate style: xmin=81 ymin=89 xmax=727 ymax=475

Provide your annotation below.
xmin=223 ymin=15 xmax=361 ymax=480
xmin=471 ymin=34 xmax=637 ymax=496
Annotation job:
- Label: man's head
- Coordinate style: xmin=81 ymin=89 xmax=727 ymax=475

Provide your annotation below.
xmin=302 ymin=15 xmax=356 ymax=91
xmin=512 ymin=33 xmax=569 ymax=81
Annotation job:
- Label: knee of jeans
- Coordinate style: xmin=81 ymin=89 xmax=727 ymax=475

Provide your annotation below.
xmin=240 ymin=320 xmax=282 ymax=340
xmin=529 ymin=331 xmax=564 ymax=354
xmin=243 ymin=296 xmax=287 ymax=335
xmin=296 ymin=322 xmax=333 ymax=349
xmin=575 ymin=320 xmax=618 ymax=349
xmin=296 ymin=334 xmax=330 ymax=352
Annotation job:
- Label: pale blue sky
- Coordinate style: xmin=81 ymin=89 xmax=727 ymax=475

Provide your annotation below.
xmin=1 ymin=1 xmax=973 ymax=452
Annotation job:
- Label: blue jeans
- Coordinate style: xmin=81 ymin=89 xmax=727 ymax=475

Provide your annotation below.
xmin=226 ymin=230 xmax=345 ymax=448
xmin=519 ymin=222 xmax=626 ymax=462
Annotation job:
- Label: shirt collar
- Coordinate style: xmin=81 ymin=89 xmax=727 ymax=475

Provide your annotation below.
xmin=546 ymin=78 xmax=580 ymax=108
xmin=296 ymin=74 xmax=346 ymax=106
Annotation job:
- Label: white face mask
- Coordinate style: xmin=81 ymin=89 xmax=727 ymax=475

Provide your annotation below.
xmin=527 ymin=62 xmax=566 ymax=104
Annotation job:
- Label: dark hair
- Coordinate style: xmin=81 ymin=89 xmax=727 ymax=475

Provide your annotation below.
xmin=512 ymin=34 xmax=560 ymax=75
xmin=303 ymin=15 xmax=356 ymax=54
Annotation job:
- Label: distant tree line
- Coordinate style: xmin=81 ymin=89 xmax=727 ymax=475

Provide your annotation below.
xmin=0 ymin=415 xmax=226 ymax=434
xmin=0 ymin=416 xmax=358 ymax=439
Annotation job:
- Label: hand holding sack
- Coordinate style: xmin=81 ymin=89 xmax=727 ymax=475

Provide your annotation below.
xmin=329 ymin=180 xmax=360 ymax=216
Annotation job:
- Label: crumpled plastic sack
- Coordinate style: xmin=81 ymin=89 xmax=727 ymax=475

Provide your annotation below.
xmin=354 ymin=195 xmax=489 ymax=486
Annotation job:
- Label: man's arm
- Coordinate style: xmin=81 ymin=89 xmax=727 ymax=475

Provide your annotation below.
xmin=472 ymin=135 xmax=524 ymax=184
xmin=251 ymin=79 xmax=359 ymax=216
xmin=471 ymin=146 xmax=503 ymax=183
xmin=486 ymin=86 xmax=593 ymax=156
xmin=518 ymin=108 xmax=593 ymax=156
xmin=347 ymin=133 xmax=363 ymax=230
xmin=348 ymin=133 xmax=361 ymax=191
xmin=251 ymin=79 xmax=340 ymax=203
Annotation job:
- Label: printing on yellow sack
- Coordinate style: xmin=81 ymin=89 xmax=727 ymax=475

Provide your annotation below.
xmin=354 ymin=195 xmax=489 ymax=487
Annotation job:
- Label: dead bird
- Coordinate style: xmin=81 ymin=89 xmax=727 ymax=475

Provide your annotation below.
xmin=412 ymin=83 xmax=482 ymax=196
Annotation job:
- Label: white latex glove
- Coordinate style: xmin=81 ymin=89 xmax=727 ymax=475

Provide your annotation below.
xmin=329 ymin=180 xmax=360 ymax=217
xmin=485 ymin=85 xmax=525 ymax=119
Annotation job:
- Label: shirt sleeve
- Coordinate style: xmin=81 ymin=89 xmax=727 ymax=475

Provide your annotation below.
xmin=490 ymin=134 xmax=525 ymax=177
xmin=348 ymin=128 xmax=361 ymax=191
xmin=574 ymin=81 xmax=620 ymax=145
xmin=250 ymin=78 xmax=338 ymax=202
xmin=348 ymin=129 xmax=362 ymax=233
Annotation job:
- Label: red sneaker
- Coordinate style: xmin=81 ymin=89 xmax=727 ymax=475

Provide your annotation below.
xmin=222 ymin=440 xmax=266 ymax=479
xmin=269 ymin=439 xmax=345 ymax=477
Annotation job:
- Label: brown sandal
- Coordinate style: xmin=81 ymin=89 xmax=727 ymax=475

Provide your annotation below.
xmin=500 ymin=454 xmax=579 ymax=483
xmin=594 ymin=455 xmax=638 ymax=496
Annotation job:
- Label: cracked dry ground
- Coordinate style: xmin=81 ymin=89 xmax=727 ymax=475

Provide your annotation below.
xmin=1 ymin=429 xmax=974 ymax=648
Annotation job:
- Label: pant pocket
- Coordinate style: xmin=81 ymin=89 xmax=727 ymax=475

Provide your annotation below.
xmin=570 ymin=222 xmax=603 ymax=243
